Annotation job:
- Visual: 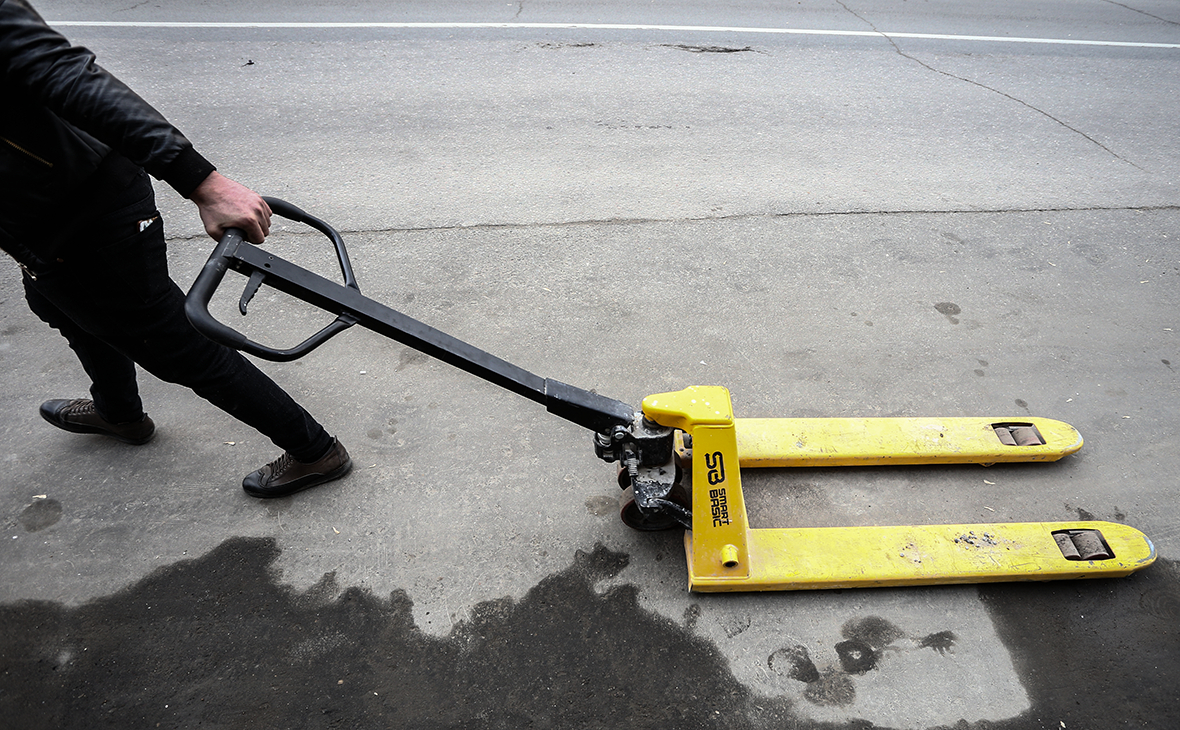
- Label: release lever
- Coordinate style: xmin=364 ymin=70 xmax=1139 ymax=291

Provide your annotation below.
xmin=239 ymin=270 xmax=267 ymax=315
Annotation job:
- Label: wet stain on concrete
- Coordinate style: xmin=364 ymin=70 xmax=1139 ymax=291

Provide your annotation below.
xmin=1065 ymin=504 xmax=1097 ymax=521
xmin=17 ymin=498 xmax=62 ymax=532
xmin=842 ymin=615 xmax=905 ymax=649
xmin=834 ymin=639 xmax=878 ymax=675
xmin=918 ymin=630 xmax=957 ymax=655
xmin=803 ymin=668 xmax=857 ymax=707
xmin=0 ymin=538 xmax=765 ymax=729
xmin=720 ymin=613 xmax=753 ymax=639
xmin=934 ymin=302 xmax=961 ymax=324
xmin=1139 ymin=581 xmax=1180 ymax=621
xmin=768 ymin=644 xmax=820 ymax=684
xmin=832 ymin=616 xmax=906 ymax=674
xmin=583 ymin=495 xmax=618 ymax=517
xmin=978 ymin=558 xmax=1180 ymax=728
xmin=766 ymin=615 xmax=944 ymax=708
xmin=1 ymin=539 xmax=1178 ymax=728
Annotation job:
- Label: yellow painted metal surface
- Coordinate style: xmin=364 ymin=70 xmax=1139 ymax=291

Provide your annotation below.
xmin=642 ymin=386 xmax=734 ymax=431
xmin=685 ymin=521 xmax=1156 ymax=592
xmin=734 ymin=417 xmax=1082 ymax=466
xmin=640 ymin=386 xmax=1154 ymax=592
xmin=687 ymin=421 xmax=750 ymax=580
xmin=646 ymin=387 xmax=752 ymax=577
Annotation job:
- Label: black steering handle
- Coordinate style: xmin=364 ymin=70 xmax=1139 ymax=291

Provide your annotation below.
xmin=184 ymin=197 xmax=359 ymax=362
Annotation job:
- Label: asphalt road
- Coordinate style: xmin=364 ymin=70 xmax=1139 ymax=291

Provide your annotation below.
xmin=2 ymin=1 xmax=1179 ymax=728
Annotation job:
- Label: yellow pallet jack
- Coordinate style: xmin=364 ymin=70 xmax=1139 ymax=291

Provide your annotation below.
xmin=185 ymin=200 xmax=1155 ymax=592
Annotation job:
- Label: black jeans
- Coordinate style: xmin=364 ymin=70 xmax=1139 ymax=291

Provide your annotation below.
xmin=21 ymin=171 xmax=334 ymax=463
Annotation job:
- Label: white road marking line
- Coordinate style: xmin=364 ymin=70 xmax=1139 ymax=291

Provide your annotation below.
xmin=45 ymin=21 xmax=1180 ymax=49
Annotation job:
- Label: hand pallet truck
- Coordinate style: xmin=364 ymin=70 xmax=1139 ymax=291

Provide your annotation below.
xmin=185 ymin=200 xmax=1155 ymax=592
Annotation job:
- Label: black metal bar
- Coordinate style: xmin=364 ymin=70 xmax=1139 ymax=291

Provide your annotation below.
xmin=222 ymin=243 xmax=636 ymax=433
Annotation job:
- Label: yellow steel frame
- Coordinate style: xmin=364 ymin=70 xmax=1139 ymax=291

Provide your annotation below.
xmin=640 ymin=386 xmax=1156 ymax=592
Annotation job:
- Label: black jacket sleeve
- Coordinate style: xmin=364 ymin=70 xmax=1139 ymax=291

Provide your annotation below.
xmin=0 ymin=0 xmax=216 ymax=197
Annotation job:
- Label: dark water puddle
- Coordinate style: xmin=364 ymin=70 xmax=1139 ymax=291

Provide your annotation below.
xmin=977 ymin=558 xmax=1180 ymax=728
xmin=0 ymin=538 xmax=773 ymax=729
xmin=1 ymin=537 xmax=1177 ymax=728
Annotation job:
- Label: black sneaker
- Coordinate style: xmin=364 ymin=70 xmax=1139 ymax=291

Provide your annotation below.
xmin=242 ymin=438 xmax=352 ymax=498
xmin=39 ymin=399 xmax=155 ymax=445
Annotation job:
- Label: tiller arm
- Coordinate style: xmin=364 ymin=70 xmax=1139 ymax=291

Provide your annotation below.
xmin=183 ymin=198 xmax=686 ymax=526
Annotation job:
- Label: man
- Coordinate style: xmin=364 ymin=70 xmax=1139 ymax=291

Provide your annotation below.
xmin=1 ymin=0 xmax=351 ymax=497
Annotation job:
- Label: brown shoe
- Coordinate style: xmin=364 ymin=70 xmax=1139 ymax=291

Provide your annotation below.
xmin=39 ymin=399 xmax=155 ymax=445
xmin=242 ymin=438 xmax=352 ymax=498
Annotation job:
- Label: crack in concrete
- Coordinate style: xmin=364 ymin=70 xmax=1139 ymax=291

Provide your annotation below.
xmin=662 ymin=43 xmax=762 ymax=54
xmin=834 ymin=0 xmax=1147 ymax=171
xmin=167 ymin=204 xmax=1180 ymax=242
xmin=115 ymin=0 xmax=155 ymax=13
xmin=1100 ymin=0 xmax=1180 ymax=27
xmin=512 ymin=1 xmax=525 ymax=22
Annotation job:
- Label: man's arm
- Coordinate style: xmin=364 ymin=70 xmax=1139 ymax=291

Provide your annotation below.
xmin=1 ymin=0 xmax=270 ymax=242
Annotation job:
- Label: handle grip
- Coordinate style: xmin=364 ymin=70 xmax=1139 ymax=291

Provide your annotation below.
xmin=184 ymin=198 xmax=359 ymax=362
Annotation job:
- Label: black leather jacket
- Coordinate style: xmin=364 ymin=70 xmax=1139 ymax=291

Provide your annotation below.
xmin=0 ymin=0 xmax=215 ymax=267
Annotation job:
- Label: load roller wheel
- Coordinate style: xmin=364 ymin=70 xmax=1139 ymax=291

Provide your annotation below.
xmin=619 ymin=483 xmax=690 ymax=532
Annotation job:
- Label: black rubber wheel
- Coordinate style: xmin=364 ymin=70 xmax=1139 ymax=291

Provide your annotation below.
xmin=619 ymin=484 xmax=690 ymax=532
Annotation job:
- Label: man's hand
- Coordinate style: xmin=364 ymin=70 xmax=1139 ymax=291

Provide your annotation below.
xmin=189 ymin=172 xmax=272 ymax=243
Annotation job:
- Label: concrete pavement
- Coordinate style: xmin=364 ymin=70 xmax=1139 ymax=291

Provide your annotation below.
xmin=3 ymin=2 xmax=1179 ymax=728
